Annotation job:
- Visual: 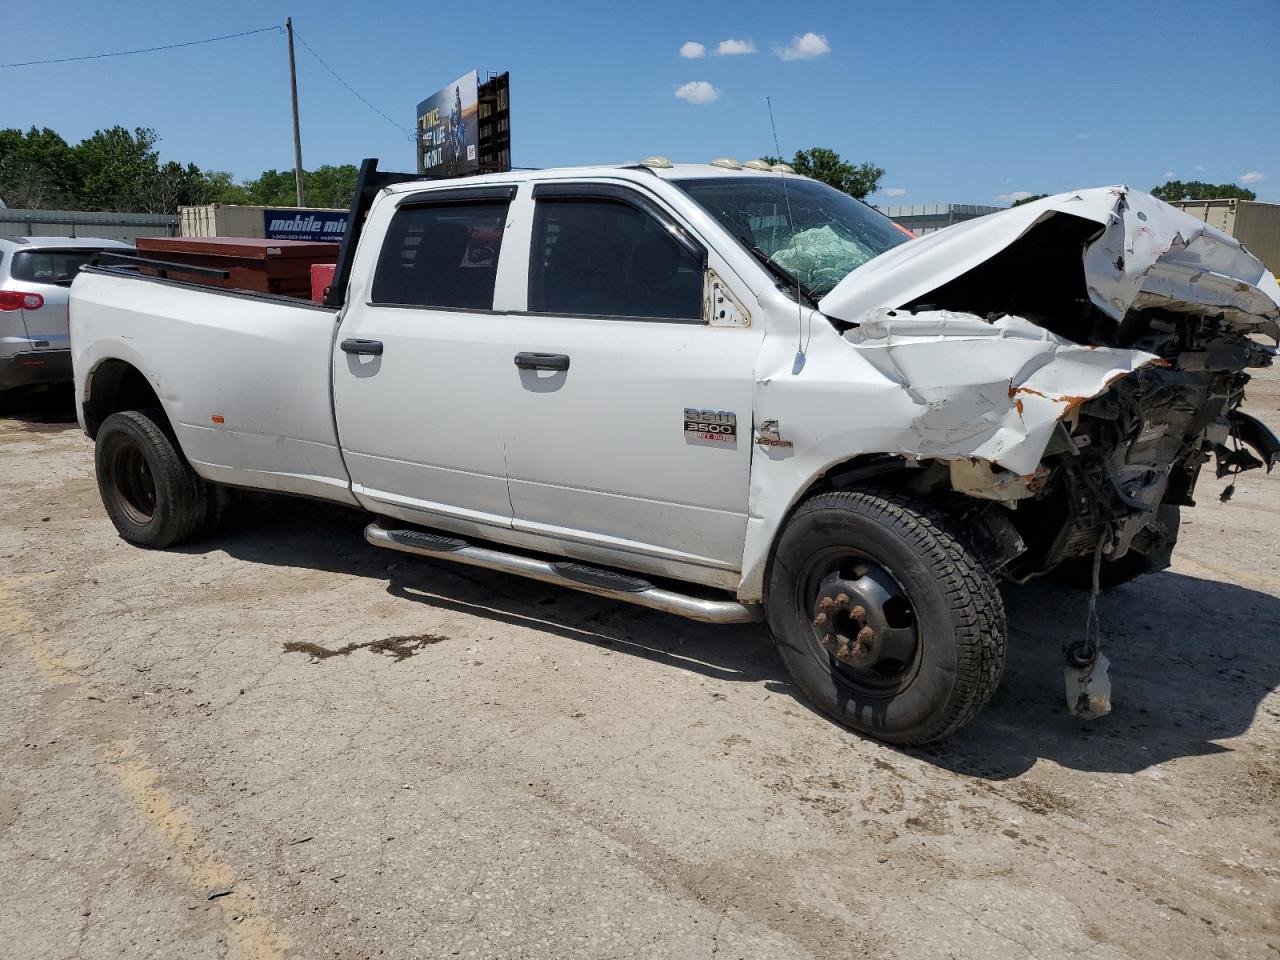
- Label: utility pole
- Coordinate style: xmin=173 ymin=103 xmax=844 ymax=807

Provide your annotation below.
xmin=286 ymin=17 xmax=305 ymax=207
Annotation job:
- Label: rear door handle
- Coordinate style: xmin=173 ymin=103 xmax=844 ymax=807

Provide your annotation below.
xmin=341 ymin=338 xmax=383 ymax=356
xmin=514 ymin=352 xmax=570 ymax=371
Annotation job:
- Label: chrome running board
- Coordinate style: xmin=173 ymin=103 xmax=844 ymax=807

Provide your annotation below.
xmin=365 ymin=523 xmax=762 ymax=625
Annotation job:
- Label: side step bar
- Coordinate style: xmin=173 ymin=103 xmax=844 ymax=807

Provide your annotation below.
xmin=365 ymin=523 xmax=762 ymax=625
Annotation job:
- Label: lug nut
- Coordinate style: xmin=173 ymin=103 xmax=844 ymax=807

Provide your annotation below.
xmin=814 ymin=612 xmax=828 ymax=627
xmin=851 ymin=604 xmax=866 ymax=622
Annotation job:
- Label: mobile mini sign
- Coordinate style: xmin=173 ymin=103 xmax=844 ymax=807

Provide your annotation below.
xmin=262 ymin=210 xmax=349 ymax=243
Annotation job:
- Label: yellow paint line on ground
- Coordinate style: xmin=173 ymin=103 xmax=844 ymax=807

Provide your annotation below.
xmin=1 ymin=579 xmax=288 ymax=960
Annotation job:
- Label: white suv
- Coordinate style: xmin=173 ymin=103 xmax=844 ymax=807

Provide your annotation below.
xmin=0 ymin=235 xmax=133 ymax=394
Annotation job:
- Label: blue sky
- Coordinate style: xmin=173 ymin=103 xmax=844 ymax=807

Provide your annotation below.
xmin=6 ymin=0 xmax=1278 ymax=205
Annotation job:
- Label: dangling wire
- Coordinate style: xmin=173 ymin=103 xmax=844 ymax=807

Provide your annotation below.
xmin=1067 ymin=530 xmax=1108 ymax=678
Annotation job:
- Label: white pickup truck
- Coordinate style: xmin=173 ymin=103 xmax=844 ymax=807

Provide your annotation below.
xmin=70 ymin=158 xmax=1280 ymax=743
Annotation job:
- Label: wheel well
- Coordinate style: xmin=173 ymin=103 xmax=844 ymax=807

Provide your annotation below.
xmin=785 ymin=452 xmax=1030 ymax=581
xmin=83 ymin=359 xmax=164 ymax=438
xmin=808 ymin=453 xmax=937 ymax=498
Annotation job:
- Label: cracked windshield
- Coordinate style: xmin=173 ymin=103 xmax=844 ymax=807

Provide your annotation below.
xmin=675 ymin=176 xmax=911 ymax=297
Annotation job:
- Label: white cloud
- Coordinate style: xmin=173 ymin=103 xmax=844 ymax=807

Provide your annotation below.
xmin=679 ymin=41 xmax=705 ymax=59
xmin=1194 ymin=164 xmax=1205 ymax=171
xmin=777 ymin=32 xmax=831 ymax=61
xmin=995 ymin=190 xmax=1034 ymax=204
xmin=674 ymin=81 xmax=719 ymax=105
xmin=1240 ymin=170 xmax=1267 ymax=184
xmin=1163 ymin=170 xmax=1176 ymax=178
xmin=715 ymin=38 xmax=756 ymax=55
xmin=882 ymin=187 xmax=907 ymax=197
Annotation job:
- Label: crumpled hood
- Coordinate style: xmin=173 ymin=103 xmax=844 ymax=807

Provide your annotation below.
xmin=818 ymin=186 xmax=1280 ymax=341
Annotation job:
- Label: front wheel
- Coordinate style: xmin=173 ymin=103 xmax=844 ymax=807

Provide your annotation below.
xmin=766 ymin=490 xmax=1006 ymax=745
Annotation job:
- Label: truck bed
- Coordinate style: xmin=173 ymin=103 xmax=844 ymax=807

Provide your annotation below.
xmin=73 ymin=266 xmax=356 ymax=504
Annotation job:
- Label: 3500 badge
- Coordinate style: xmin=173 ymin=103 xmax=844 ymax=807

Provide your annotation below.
xmin=684 ymin=408 xmax=737 ymax=444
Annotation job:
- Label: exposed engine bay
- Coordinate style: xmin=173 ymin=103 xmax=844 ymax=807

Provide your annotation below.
xmin=996 ymin=312 xmax=1276 ymax=583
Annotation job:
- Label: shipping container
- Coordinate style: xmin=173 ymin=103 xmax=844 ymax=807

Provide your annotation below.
xmin=1170 ymin=199 xmax=1280 ymax=274
xmin=179 ymin=204 xmax=348 ymax=242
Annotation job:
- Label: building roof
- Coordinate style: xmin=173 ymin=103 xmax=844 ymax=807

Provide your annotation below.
xmin=880 ymin=203 xmax=1003 ymax=218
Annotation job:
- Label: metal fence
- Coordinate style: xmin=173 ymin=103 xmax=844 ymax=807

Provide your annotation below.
xmin=0 ymin=208 xmax=179 ymax=242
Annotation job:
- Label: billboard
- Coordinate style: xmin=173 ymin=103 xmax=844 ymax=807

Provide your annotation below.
xmin=262 ymin=209 xmax=349 ymax=243
xmin=417 ymin=70 xmax=479 ymax=177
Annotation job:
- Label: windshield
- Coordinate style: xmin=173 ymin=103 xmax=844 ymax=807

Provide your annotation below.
xmin=673 ymin=176 xmax=910 ymax=298
xmin=10 ymin=249 xmax=118 ymax=287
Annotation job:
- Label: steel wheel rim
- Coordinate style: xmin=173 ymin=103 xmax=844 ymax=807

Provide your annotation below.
xmin=795 ymin=547 xmax=923 ymax=698
xmin=110 ymin=442 xmax=157 ymax=526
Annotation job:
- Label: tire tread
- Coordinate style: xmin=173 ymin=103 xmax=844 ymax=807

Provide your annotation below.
xmin=774 ymin=488 xmax=1006 ymax=744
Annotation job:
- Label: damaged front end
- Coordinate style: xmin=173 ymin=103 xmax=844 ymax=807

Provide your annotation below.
xmin=1001 ymin=314 xmax=1276 ymax=583
xmin=820 ymin=187 xmax=1280 ymax=584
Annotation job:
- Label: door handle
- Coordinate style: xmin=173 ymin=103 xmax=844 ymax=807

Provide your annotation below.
xmin=341 ymin=338 xmax=384 ymax=356
xmin=514 ymin=352 xmax=570 ymax=371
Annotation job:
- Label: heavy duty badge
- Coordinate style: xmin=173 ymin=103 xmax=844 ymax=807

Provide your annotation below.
xmin=684 ymin=408 xmax=737 ymax=444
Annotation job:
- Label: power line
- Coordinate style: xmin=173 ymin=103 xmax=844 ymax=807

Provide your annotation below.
xmin=291 ymin=29 xmax=415 ymax=140
xmin=0 ymin=25 xmax=282 ymax=69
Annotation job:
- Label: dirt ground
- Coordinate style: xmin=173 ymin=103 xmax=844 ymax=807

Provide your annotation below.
xmin=1 ymin=374 xmax=1277 ymax=960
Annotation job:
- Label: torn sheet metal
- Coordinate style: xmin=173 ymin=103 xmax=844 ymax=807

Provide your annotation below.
xmin=844 ymin=309 xmax=1156 ymax=475
xmin=736 ymin=305 xmax=1154 ymax=599
xmin=817 ymin=186 xmax=1280 ymax=341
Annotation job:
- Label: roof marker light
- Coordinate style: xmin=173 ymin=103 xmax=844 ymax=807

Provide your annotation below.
xmin=770 ymin=163 xmax=796 ymax=174
xmin=743 ymin=159 xmax=772 ymax=171
xmin=641 ymin=156 xmax=673 ymax=169
xmin=710 ymin=157 xmax=742 ymax=170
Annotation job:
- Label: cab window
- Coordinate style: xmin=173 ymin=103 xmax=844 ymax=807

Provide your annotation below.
xmin=372 ymin=200 xmax=509 ymax=310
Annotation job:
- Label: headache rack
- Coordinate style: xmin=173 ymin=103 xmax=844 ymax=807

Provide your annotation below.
xmin=323 ymin=158 xmax=443 ymax=308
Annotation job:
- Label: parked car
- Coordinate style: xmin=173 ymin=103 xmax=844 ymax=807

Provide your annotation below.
xmin=0 ymin=236 xmax=133 ymax=393
xmin=67 ymin=159 xmax=1280 ymax=743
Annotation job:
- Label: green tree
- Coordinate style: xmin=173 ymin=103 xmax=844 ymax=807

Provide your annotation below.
xmin=241 ymin=165 xmax=359 ymax=208
xmin=1151 ymin=179 xmax=1256 ymax=202
xmin=761 ymin=147 xmax=884 ymax=199
xmin=198 ymin=170 xmax=252 ymax=205
xmin=303 ymin=164 xmax=360 ymax=208
xmin=71 ymin=126 xmax=162 ymax=212
xmin=0 ymin=127 xmax=77 ymax=208
xmin=141 ymin=161 xmax=226 ymax=215
xmin=1012 ymin=193 xmax=1049 ymax=206
xmin=241 ymin=169 xmax=298 ymax=206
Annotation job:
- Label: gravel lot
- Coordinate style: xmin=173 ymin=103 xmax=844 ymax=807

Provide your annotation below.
xmin=2 ymin=374 xmax=1277 ymax=960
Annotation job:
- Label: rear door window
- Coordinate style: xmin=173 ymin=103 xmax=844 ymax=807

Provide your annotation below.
xmin=371 ymin=199 xmax=510 ymax=310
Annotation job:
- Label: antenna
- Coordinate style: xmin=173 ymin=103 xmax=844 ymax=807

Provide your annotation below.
xmin=766 ymin=96 xmax=809 ymax=372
